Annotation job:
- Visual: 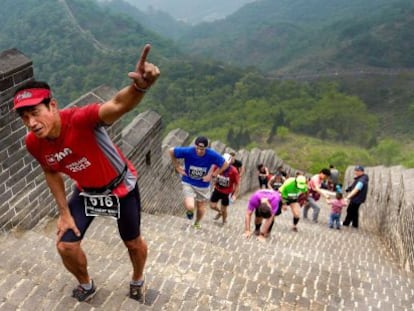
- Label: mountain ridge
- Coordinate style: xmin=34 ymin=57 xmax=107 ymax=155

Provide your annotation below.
xmin=176 ymin=0 xmax=414 ymax=73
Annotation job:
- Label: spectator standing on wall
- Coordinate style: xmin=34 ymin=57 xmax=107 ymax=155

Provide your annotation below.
xmin=343 ymin=166 xmax=369 ymax=228
xmin=169 ymin=136 xmax=228 ymax=229
xmin=12 ymin=44 xmax=160 ymax=303
xmin=257 ymin=163 xmax=270 ymax=189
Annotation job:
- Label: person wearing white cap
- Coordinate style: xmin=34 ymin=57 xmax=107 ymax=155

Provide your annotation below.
xmin=210 ymin=153 xmax=240 ymax=224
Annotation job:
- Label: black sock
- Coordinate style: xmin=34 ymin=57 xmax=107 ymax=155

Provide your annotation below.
xmin=293 ymin=217 xmax=300 ymax=225
xmin=255 ymin=223 xmax=261 ymax=231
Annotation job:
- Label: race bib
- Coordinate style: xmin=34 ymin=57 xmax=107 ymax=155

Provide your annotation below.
xmin=188 ymin=165 xmax=207 ymax=179
xmin=80 ymin=192 xmax=120 ymax=219
xmin=287 ymin=193 xmax=299 ymax=199
xmin=217 ymin=175 xmax=230 ymax=187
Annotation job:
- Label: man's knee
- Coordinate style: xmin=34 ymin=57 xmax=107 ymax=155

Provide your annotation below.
xmin=124 ymin=236 xmax=147 ymax=252
xmin=56 ymin=241 xmax=81 ymax=256
xmin=196 ymin=200 xmax=207 ymax=209
xmin=184 ymin=196 xmax=195 ymax=209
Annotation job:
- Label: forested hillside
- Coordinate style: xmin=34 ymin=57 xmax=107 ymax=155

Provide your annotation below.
xmin=98 ymin=0 xmax=190 ymax=40
xmin=1 ymin=0 xmax=413 ymax=172
xmin=104 ymin=0 xmax=414 ymax=140
xmin=177 ymin=0 xmax=414 ymax=72
xmin=0 ymin=0 xmax=179 ymax=104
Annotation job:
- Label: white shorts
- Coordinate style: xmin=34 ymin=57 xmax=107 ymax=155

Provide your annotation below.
xmin=182 ymin=182 xmax=211 ymax=202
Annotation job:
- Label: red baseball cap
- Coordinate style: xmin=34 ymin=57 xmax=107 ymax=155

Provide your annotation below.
xmin=13 ymin=88 xmax=52 ymax=110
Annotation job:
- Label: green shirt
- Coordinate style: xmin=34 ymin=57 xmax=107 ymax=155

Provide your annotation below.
xmin=279 ymin=177 xmax=308 ymax=200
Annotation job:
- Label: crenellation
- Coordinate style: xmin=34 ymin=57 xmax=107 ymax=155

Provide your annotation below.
xmin=0 ymin=49 xmax=32 ymax=77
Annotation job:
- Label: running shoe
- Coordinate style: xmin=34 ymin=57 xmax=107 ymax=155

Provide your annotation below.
xmin=72 ymin=279 xmax=96 ymax=302
xmin=129 ymin=280 xmax=146 ymax=303
xmin=193 ymin=222 xmax=201 ymax=229
xmin=186 ymin=210 xmax=194 ymax=220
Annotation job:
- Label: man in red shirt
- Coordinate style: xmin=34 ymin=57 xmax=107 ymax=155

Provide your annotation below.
xmin=13 ymin=44 xmax=160 ymax=303
xmin=210 ymin=153 xmax=240 ymax=224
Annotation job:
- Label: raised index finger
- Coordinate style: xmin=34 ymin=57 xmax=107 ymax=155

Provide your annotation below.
xmin=137 ymin=44 xmax=151 ymax=71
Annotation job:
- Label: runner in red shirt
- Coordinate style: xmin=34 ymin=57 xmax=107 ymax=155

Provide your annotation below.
xmin=210 ymin=153 xmax=240 ymax=224
xmin=13 ymin=44 xmax=160 ymax=303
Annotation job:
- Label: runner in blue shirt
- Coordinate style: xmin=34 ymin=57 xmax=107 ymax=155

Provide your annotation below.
xmin=169 ymin=136 xmax=228 ymax=228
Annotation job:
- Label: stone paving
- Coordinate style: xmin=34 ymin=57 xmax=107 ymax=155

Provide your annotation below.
xmin=0 ymin=193 xmax=413 ymax=310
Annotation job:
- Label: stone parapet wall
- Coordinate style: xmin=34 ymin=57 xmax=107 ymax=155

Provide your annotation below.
xmin=0 ymin=49 xmax=44 ymax=231
xmin=344 ymin=166 xmax=414 ymax=271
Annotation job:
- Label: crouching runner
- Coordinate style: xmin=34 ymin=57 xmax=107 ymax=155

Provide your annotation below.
xmin=243 ymin=189 xmax=282 ymax=242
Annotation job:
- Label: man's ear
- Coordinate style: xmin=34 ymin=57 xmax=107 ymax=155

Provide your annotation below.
xmin=49 ymin=99 xmax=58 ymax=111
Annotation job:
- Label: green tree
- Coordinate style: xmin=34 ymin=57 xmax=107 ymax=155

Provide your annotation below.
xmin=276 ymin=126 xmax=289 ymax=141
xmin=372 ymin=138 xmax=402 ymax=166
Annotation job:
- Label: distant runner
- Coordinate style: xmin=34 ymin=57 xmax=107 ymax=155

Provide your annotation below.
xmin=210 ymin=153 xmax=241 ymax=224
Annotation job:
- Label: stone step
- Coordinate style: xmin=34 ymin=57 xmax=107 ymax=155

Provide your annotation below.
xmin=0 ymin=194 xmax=413 ymax=310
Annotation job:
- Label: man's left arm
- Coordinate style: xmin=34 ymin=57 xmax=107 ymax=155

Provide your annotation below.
xmin=99 ymin=44 xmax=160 ymax=125
xmin=346 ymin=181 xmax=363 ymax=200
xmin=203 ymin=156 xmax=229 ymax=182
xmin=214 ymin=161 xmax=229 ymax=177
xmin=232 ymin=182 xmax=240 ymax=201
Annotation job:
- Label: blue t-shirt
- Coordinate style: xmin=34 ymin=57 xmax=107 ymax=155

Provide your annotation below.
xmin=174 ymin=146 xmax=225 ymax=188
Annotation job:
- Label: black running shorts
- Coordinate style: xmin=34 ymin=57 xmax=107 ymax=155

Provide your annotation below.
xmin=210 ymin=189 xmax=230 ymax=206
xmin=61 ymin=184 xmax=141 ymax=242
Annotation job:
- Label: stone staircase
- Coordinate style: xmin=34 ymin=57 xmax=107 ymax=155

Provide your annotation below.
xmin=0 ymin=194 xmax=413 ymax=310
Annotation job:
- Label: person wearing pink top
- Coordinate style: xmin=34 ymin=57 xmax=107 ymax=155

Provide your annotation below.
xmin=303 ymin=168 xmax=331 ymax=223
xmin=327 ymin=192 xmax=347 ymax=229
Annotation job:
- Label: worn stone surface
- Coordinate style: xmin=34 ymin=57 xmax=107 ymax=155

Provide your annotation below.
xmin=0 ymin=196 xmax=412 ymax=310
